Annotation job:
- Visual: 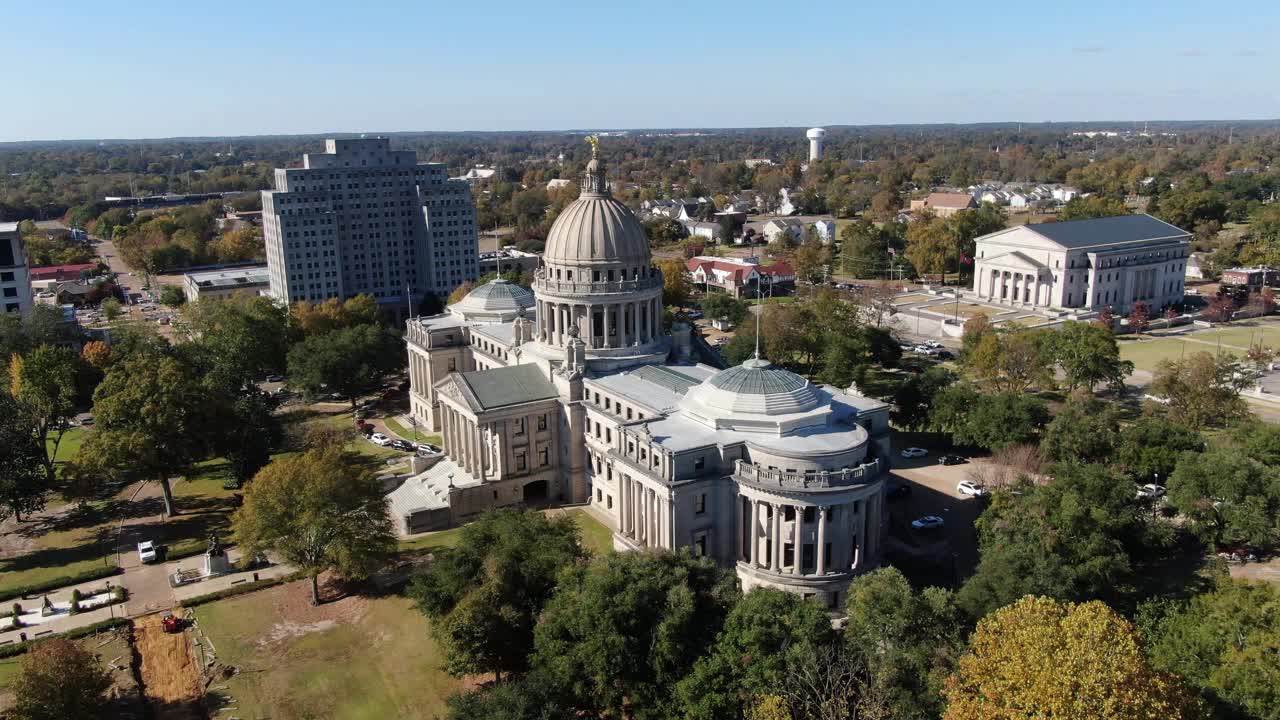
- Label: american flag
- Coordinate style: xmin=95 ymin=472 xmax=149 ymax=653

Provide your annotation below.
xmin=888 ymin=247 xmax=897 ymax=257
xmin=960 ymin=252 xmax=973 ymax=266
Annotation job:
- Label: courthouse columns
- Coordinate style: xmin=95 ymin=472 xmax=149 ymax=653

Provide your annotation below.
xmin=816 ymin=506 xmax=827 ymax=575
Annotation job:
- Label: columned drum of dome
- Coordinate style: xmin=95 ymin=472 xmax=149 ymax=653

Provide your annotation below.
xmin=449 ymin=277 xmax=535 ymax=323
xmin=530 ymin=138 xmax=668 ymax=368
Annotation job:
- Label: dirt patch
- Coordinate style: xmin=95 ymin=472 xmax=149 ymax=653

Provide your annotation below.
xmin=271 ymin=573 xmax=370 ymax=627
xmin=258 ymin=619 xmax=337 ymax=647
xmin=134 ymin=613 xmax=205 ymax=720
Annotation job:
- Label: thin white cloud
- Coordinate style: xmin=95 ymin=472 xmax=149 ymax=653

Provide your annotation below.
xmin=1177 ymin=49 xmax=1207 ymax=57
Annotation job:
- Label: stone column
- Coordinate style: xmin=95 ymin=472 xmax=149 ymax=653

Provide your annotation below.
xmin=790 ymin=506 xmax=800 ymax=575
xmin=603 ymin=303 xmax=612 ymax=348
xmin=748 ymin=498 xmax=759 ymax=566
xmin=632 ymin=302 xmax=641 ymax=345
xmin=816 ymin=506 xmax=827 ymax=575
xmin=770 ymin=504 xmax=781 ymax=571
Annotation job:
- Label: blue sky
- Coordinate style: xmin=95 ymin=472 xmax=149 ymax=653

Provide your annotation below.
xmin=2 ymin=0 xmax=1276 ymax=141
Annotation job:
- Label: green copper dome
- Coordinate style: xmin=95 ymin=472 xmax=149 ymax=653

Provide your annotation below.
xmin=708 ymin=357 xmax=809 ymax=395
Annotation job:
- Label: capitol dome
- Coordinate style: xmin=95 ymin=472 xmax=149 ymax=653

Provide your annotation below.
xmin=543 ymin=140 xmax=650 ymax=267
xmin=449 ymin=277 xmax=535 ymax=322
xmin=680 ymin=357 xmax=825 ymax=425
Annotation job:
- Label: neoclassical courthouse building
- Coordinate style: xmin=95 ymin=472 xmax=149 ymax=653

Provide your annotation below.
xmin=971 ymin=213 xmax=1191 ymax=313
xmin=394 ymin=143 xmax=891 ymax=606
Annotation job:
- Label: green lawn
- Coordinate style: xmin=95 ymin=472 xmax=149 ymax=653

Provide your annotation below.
xmin=383 ymin=416 xmax=442 ymax=446
xmin=47 ymin=426 xmax=86 ymax=466
xmin=1120 ymin=336 xmax=1245 ymax=372
xmin=569 ymin=509 xmax=614 ymax=556
xmin=0 ymin=499 xmax=118 ymax=597
xmin=397 ymin=526 xmax=465 ymax=554
xmin=1175 ymin=321 xmax=1280 ymax=350
xmin=194 ymin=584 xmax=463 ymax=720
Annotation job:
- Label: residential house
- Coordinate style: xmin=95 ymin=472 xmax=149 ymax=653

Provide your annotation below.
xmin=909 ymin=192 xmax=978 ymax=217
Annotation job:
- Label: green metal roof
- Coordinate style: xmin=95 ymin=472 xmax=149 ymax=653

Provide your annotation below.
xmin=631 ymin=365 xmax=701 ymax=395
xmin=460 ymin=364 xmax=558 ymax=410
xmin=708 ymin=357 xmax=809 ymax=395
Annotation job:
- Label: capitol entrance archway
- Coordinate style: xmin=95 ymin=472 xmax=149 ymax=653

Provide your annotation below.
xmin=522 ymin=480 xmax=549 ymax=505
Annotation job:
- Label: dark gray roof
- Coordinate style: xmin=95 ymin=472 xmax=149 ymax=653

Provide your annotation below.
xmin=1021 ymin=213 xmax=1188 ymax=249
xmin=459 ymin=364 xmax=558 ymax=410
xmin=631 ymin=365 xmax=700 ymax=395
xmin=709 ymin=357 xmax=808 ymax=395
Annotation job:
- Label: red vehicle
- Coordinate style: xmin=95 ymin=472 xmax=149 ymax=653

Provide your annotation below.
xmin=161 ymin=613 xmax=183 ymax=633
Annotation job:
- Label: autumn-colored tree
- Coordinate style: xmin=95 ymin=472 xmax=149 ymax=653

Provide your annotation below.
xmin=233 ymin=445 xmax=395 ymax=604
xmin=944 ymin=596 xmax=1204 ymax=720
xmin=1094 ymin=305 xmax=1115 ymax=331
xmin=792 ymin=234 xmax=831 ymax=283
xmin=447 ymin=282 xmax=474 ymax=305
xmin=11 ymin=638 xmax=114 ymax=720
xmin=658 ymin=258 xmax=692 ymax=307
xmin=963 ymin=328 xmax=1054 ymax=393
xmin=1204 ymin=293 xmax=1235 ymax=323
xmin=209 ymin=227 xmax=265 ymax=262
xmin=80 ymin=340 xmax=111 ymax=370
xmin=1128 ymin=300 xmax=1151 ymax=335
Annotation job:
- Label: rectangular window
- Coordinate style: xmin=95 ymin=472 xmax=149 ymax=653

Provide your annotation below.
xmin=538 ymin=447 xmax=549 ymax=466
xmin=695 ymin=493 xmax=706 ymax=515
xmin=515 ymin=418 xmax=525 ymax=435
xmin=694 ymin=457 xmax=705 ymax=470
xmin=447 ymin=358 xmax=456 ymax=372
xmin=537 ymin=414 xmax=547 ymax=431
xmin=516 ymin=452 xmax=527 ymax=471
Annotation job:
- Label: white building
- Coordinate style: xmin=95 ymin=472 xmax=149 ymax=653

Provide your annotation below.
xmin=398 ymin=142 xmax=890 ymax=608
xmin=763 ymin=218 xmax=805 ymax=244
xmin=0 ymin=222 xmax=33 ymax=316
xmin=262 ymin=138 xmax=478 ymax=315
xmin=812 ymin=219 xmax=837 ymax=245
xmin=972 ymin=214 xmax=1191 ymax=313
xmin=546 ymin=178 xmax=572 ymax=191
xmin=182 ymin=265 xmax=271 ymax=304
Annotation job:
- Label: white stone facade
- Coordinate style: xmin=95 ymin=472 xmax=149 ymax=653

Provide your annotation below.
xmin=396 ymin=142 xmax=890 ymax=609
xmin=972 ymin=214 xmax=1191 ymax=313
xmin=262 ymin=138 xmax=478 ymax=313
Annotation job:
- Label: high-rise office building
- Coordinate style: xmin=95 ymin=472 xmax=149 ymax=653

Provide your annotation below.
xmin=0 ymin=222 xmax=33 ymax=316
xmin=262 ymin=138 xmax=478 ymax=313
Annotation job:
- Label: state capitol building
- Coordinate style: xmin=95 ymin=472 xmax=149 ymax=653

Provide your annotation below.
xmin=394 ymin=141 xmax=891 ymax=608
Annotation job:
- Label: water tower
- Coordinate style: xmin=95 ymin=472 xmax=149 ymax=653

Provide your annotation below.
xmin=806 ymin=127 xmax=826 ymax=161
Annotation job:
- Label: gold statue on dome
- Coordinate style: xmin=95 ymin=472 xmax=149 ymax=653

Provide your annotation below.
xmin=585 ymin=135 xmax=599 ymax=155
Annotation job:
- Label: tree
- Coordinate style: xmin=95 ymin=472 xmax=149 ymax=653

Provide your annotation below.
xmin=287 ymin=324 xmax=402 ymax=411
xmin=80 ymin=340 xmax=111 ymax=370
xmin=1168 ymin=447 xmax=1280 ymax=550
xmin=233 ymin=445 xmax=395 ymax=604
xmin=963 ymin=328 xmax=1054 ymax=393
xmin=1129 ymin=300 xmax=1152 ymax=335
xmin=10 ymin=638 xmax=114 ymax=720
xmin=78 ymin=353 xmax=216 ymax=516
xmin=1051 ymin=321 xmax=1133 ymax=393
xmin=1058 ymin=195 xmax=1129 ymax=221
xmin=0 ymin=393 xmax=49 ymax=522
xmin=1150 ymin=351 xmax=1248 ymax=429
xmin=408 ymin=509 xmax=586 ymax=680
xmin=699 ymin=293 xmax=749 ymax=327
xmin=946 ymin=204 xmax=1005 ymax=279
xmin=448 ymin=281 xmax=474 ymax=305
xmin=843 ymin=568 xmax=965 ymax=720
xmin=905 ymin=213 xmax=954 ymax=284
xmin=157 ymin=285 xmax=185 ymax=307
xmin=792 ymin=235 xmax=831 ymax=284
xmin=217 ymin=390 xmax=280 ymax=488
xmin=9 ymin=345 xmax=81 ymax=483
xmin=675 ymin=589 xmax=834 ymax=720
xmin=1146 ymin=578 xmax=1280 ymax=720
xmin=869 ymin=190 xmax=900 ymax=222
xmin=209 ymin=227 xmax=264 ymax=262
xmin=644 ymin=217 xmax=688 ymax=246
xmin=840 ymin=219 xmax=890 ymax=278
xmin=958 ymin=463 xmax=1142 ymax=618
xmin=944 ymin=390 xmax=1049 ymax=451
xmin=1041 ymin=397 xmax=1123 ymax=464
xmin=892 ymin=366 xmax=957 ymax=430
xmin=1115 ymin=416 xmax=1204 ymax=484
xmin=182 ymin=295 xmax=292 ymax=386
xmin=658 ymin=258 xmax=692 ymax=308
xmin=944 ymin=596 xmax=1203 ymax=720
xmin=1204 ymin=293 xmax=1236 ymax=323
xmin=99 ymin=297 xmax=121 ymax=321
xmin=531 ymin=551 xmax=737 ymax=718
xmin=960 ymin=313 xmax=993 ymax=361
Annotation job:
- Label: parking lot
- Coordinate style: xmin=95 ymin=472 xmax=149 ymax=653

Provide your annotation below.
xmin=885 ymin=452 xmax=988 ymax=583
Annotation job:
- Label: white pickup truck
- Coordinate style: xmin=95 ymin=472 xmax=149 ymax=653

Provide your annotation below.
xmin=137 ymin=540 xmax=158 ymax=564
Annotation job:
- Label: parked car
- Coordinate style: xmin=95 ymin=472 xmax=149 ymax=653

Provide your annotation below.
xmin=686 ymin=309 xmax=704 ymax=319
xmin=957 ymin=480 xmax=987 ymax=497
xmin=927 ymin=349 xmax=955 ymax=360
xmin=900 ymin=447 xmax=928 ymax=459
xmin=359 ymin=425 xmax=375 ymax=437
xmin=79 ymin=415 xmax=94 ymax=426
xmin=940 ymin=454 xmax=967 ymax=466
xmin=911 ymin=515 xmax=945 ymax=531
xmin=137 ymin=540 xmax=158 ymax=564
xmin=265 ymin=374 xmax=284 ymax=383
xmin=391 ymin=439 xmax=415 ymax=452
xmin=887 ymin=483 xmax=912 ymax=501
xmin=369 ymin=433 xmax=391 ymax=447
xmin=1136 ymin=483 xmax=1167 ymax=499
